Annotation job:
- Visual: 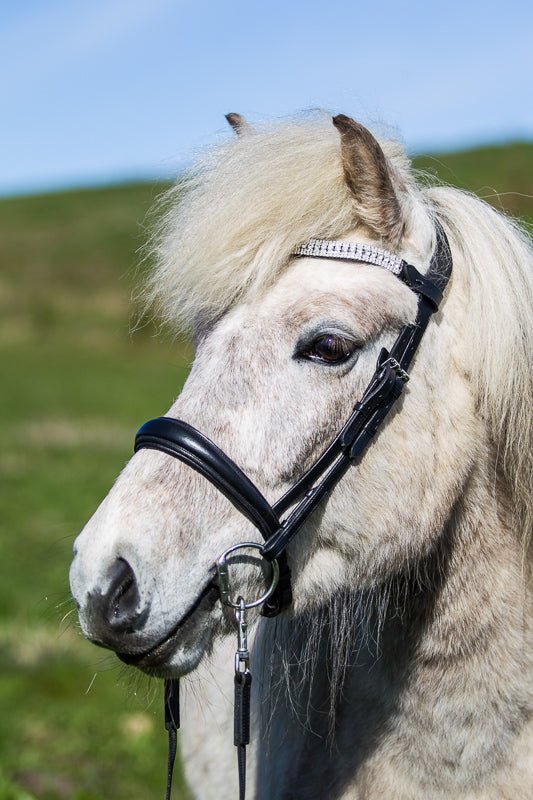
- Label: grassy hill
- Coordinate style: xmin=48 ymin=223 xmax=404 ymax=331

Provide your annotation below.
xmin=0 ymin=183 xmax=193 ymax=800
xmin=414 ymin=141 xmax=533 ymax=221
xmin=0 ymin=142 xmax=531 ymax=800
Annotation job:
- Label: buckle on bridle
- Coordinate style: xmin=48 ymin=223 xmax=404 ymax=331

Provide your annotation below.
xmin=382 ymin=357 xmax=409 ymax=383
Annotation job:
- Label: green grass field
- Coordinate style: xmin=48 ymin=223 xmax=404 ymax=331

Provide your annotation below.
xmin=1 ymin=142 xmax=531 ymax=799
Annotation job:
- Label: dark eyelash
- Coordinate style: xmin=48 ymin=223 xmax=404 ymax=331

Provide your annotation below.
xmin=295 ymin=333 xmax=360 ymax=365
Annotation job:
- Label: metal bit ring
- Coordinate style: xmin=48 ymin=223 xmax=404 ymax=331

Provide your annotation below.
xmin=215 ymin=542 xmax=280 ymax=610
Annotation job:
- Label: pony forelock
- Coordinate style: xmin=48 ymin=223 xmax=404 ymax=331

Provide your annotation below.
xmin=145 ymin=113 xmax=412 ymax=331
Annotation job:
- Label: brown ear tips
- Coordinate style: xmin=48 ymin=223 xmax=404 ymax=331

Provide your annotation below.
xmin=332 ymin=114 xmax=352 ymax=130
xmin=332 ymin=113 xmax=404 ymax=243
xmin=225 ymin=112 xmax=241 ymax=126
xmin=225 ymin=113 xmax=250 ymax=135
xmin=332 ymin=114 xmax=371 ymax=142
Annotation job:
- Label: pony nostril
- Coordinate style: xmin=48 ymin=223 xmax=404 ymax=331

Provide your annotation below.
xmin=105 ymin=558 xmax=142 ymax=632
xmin=80 ymin=558 xmax=149 ymax=646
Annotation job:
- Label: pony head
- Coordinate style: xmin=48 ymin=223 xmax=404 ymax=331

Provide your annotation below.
xmin=70 ymin=113 xmax=532 ymax=678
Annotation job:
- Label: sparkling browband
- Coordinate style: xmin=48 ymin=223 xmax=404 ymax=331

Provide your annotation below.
xmin=293 ymin=238 xmax=405 ymax=275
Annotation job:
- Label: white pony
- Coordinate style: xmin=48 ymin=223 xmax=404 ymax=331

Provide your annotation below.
xmin=70 ymin=112 xmax=533 ymax=799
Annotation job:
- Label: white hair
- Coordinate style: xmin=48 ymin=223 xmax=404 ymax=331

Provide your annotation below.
xmin=426 ymin=187 xmax=533 ymax=552
xmin=146 ymin=113 xmax=414 ymax=330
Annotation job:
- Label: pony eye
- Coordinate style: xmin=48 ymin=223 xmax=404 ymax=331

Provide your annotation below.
xmin=299 ymin=333 xmax=357 ymax=364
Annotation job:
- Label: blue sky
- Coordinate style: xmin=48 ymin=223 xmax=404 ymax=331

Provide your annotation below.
xmin=1 ymin=0 xmax=531 ymax=196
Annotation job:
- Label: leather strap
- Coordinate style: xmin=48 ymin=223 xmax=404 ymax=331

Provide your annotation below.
xmin=135 ymin=418 xmax=280 ymax=541
xmin=164 ymin=678 xmax=180 ymax=800
xmin=234 ymin=670 xmax=252 ymax=800
xmin=262 ymin=221 xmax=452 ymax=560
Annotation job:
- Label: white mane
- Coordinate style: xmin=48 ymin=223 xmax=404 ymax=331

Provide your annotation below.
xmin=426 ymin=188 xmax=532 ymax=549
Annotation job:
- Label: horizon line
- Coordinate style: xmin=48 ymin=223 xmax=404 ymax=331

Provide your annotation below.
xmin=1 ymin=135 xmax=531 ymax=202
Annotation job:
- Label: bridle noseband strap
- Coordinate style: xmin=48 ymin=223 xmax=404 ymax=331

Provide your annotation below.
xmin=134 ymin=416 xmax=292 ymax=616
xmin=135 ymin=417 xmax=280 ymax=540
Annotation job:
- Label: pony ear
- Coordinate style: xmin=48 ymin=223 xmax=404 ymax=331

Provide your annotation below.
xmin=225 ymin=112 xmax=252 ymax=135
xmin=332 ymin=114 xmax=404 ymax=244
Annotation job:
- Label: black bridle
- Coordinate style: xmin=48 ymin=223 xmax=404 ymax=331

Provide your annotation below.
xmin=135 ymin=221 xmax=452 ymax=610
xmin=133 ymin=220 xmax=453 ymax=799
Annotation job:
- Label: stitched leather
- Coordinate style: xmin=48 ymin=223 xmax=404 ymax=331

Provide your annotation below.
xmin=135 ymin=417 xmax=280 ymax=541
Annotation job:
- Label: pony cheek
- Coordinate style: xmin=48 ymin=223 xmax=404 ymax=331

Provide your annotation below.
xmin=289 ymin=549 xmax=351 ymax=608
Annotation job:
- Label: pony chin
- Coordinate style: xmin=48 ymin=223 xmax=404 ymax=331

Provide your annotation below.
xmin=117 ymin=584 xmax=224 ymax=678
xmin=139 ymin=631 xmax=215 ymax=679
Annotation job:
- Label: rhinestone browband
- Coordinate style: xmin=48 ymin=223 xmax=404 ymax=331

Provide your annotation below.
xmin=293 ymin=238 xmax=405 ymax=275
